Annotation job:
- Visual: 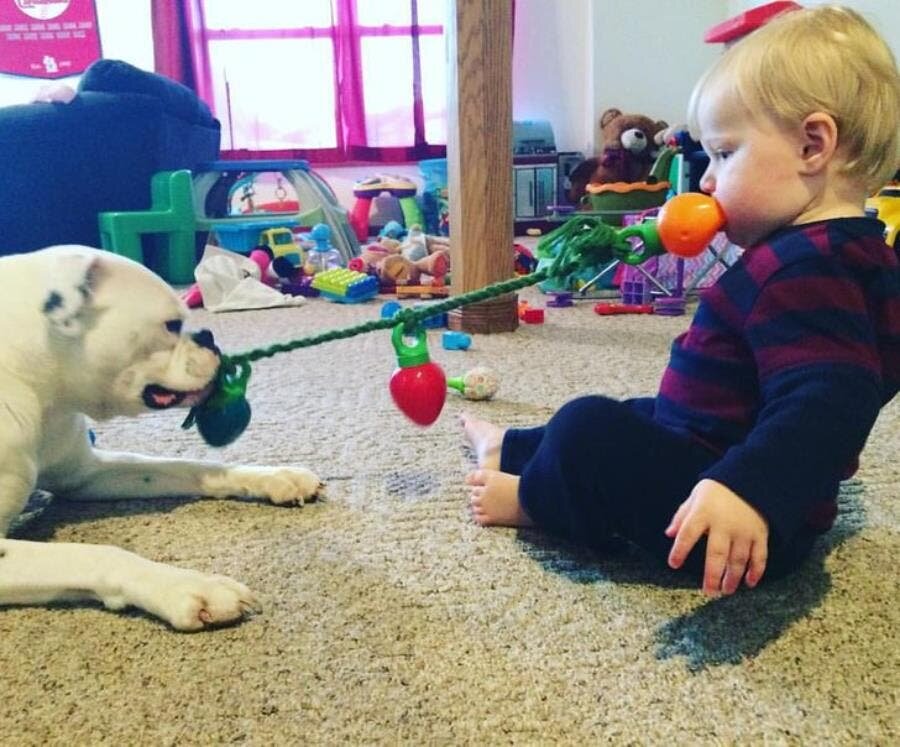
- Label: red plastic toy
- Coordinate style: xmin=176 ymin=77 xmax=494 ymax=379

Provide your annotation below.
xmin=704 ymin=1 xmax=800 ymax=44
xmin=389 ymin=325 xmax=447 ymax=426
xmin=517 ymin=301 xmax=545 ymax=324
xmin=521 ymin=307 xmax=545 ymax=324
xmin=594 ymin=303 xmax=653 ymax=316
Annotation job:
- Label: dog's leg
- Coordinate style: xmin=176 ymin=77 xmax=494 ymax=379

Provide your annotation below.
xmin=0 ymin=471 xmax=35 ymax=537
xmin=54 ymin=449 xmax=324 ymax=506
xmin=0 ymin=404 xmax=39 ymax=536
xmin=2 ymin=438 xmax=262 ymax=631
xmin=0 ymin=538 xmax=258 ymax=631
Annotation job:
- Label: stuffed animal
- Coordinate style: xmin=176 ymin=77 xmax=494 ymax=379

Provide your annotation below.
xmin=568 ymin=108 xmax=669 ymax=203
xmin=348 ymin=234 xmax=450 ymax=287
xmin=380 ymin=250 xmax=448 ymax=286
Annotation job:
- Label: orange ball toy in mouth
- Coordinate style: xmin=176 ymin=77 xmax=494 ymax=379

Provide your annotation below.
xmin=656 ymin=193 xmax=726 ymax=257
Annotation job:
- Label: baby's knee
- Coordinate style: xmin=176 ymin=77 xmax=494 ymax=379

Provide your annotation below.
xmin=547 ymin=395 xmax=641 ymax=459
xmin=553 ymin=395 xmax=628 ymax=432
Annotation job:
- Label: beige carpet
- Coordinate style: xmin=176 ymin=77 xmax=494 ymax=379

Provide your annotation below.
xmin=3 ymin=286 xmax=898 ymax=744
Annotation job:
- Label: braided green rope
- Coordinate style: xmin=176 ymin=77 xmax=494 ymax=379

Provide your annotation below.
xmin=183 ymin=215 xmax=661 ymax=445
xmin=226 ymin=215 xmax=650 ymax=365
xmin=233 ymin=268 xmax=545 ymax=363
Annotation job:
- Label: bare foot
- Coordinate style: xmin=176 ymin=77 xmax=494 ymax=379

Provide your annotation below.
xmin=465 ymin=469 xmax=534 ymax=527
xmin=459 ymin=413 xmax=505 ymax=471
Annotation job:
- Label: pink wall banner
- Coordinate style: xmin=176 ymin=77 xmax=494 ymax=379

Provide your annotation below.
xmin=0 ymin=0 xmax=101 ymax=78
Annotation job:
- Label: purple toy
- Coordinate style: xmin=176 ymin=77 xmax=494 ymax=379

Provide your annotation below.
xmin=546 ymin=291 xmax=574 ymax=308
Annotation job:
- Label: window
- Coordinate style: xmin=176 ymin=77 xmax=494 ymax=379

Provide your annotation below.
xmin=188 ymin=0 xmax=448 ymax=163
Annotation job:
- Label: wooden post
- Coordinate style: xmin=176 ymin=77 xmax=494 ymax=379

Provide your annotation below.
xmin=445 ymin=0 xmax=518 ymax=333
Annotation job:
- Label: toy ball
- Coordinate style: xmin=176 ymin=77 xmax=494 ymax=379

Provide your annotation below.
xmin=447 ymin=366 xmax=499 ymax=401
xmin=657 ymin=193 xmax=726 ymax=257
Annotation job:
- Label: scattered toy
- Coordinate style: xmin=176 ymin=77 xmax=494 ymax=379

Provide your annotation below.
xmin=447 ymin=366 xmax=499 ymax=400
xmin=442 ymin=330 xmax=471 ymax=350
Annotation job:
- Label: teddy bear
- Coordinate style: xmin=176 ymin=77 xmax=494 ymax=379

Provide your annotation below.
xmin=568 ymin=108 xmax=669 ymax=204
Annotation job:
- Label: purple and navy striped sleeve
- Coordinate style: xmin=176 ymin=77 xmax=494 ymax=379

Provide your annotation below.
xmin=655 ymin=218 xmax=899 ymax=540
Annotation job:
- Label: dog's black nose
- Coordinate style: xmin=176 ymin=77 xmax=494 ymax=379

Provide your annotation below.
xmin=192 ymin=329 xmax=217 ymax=351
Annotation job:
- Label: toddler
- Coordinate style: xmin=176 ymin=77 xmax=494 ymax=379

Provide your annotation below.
xmin=463 ymin=5 xmax=900 ymax=596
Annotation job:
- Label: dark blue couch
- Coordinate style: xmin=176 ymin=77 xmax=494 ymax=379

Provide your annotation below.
xmin=0 ymin=59 xmax=220 ymax=255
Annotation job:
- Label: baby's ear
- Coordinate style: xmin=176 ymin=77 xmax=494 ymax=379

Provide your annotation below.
xmin=42 ymin=247 xmax=102 ymax=337
xmin=800 ymin=112 xmax=838 ymax=173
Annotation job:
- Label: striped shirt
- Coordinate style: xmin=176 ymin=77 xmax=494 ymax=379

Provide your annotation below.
xmin=655 ymin=218 xmax=900 ymax=541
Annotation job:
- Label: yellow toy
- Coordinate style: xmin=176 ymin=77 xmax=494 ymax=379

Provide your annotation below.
xmin=866 ymin=184 xmax=900 ymax=247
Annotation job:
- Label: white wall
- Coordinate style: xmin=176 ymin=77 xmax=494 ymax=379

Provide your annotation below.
xmin=514 ymin=0 xmax=900 ymax=157
xmin=512 ymin=1 xmax=725 ymax=155
xmin=590 ymin=0 xmax=724 ymax=141
xmin=0 ymin=0 xmax=152 ymax=104
xmin=512 ymin=0 xmax=594 ymax=154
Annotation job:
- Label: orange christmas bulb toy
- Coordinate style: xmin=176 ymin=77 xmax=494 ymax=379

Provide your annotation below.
xmin=656 ymin=193 xmax=726 ymax=258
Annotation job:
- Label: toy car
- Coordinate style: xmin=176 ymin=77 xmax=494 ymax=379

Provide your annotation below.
xmin=260 ymin=226 xmax=302 ymax=262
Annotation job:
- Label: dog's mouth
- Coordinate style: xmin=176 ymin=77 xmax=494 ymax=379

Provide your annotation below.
xmin=142 ymin=383 xmax=213 ymax=410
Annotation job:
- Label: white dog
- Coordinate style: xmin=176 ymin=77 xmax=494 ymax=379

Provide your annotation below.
xmin=0 ymin=246 xmax=323 ymax=631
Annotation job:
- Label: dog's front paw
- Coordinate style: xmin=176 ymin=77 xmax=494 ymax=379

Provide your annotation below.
xmin=204 ymin=466 xmax=324 ymax=506
xmin=128 ymin=563 xmax=259 ymax=632
xmin=251 ymin=466 xmax=325 ymax=506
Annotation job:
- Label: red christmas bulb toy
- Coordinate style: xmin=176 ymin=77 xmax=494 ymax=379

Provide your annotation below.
xmin=389 ymin=324 xmax=447 ymax=426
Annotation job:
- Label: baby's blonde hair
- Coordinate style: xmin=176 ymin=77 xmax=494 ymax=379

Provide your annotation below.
xmin=687 ymin=5 xmax=900 ymax=192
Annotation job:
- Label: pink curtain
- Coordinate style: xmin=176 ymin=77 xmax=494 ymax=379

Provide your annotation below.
xmin=330 ymin=0 xmax=445 ymax=163
xmin=150 ymin=0 xmax=190 ymax=84
xmin=333 ymin=0 xmax=365 ymax=154
xmin=151 ymin=0 xmax=447 ymax=164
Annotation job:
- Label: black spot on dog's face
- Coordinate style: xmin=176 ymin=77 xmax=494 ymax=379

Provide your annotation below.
xmin=42 ymin=291 xmax=64 ymax=314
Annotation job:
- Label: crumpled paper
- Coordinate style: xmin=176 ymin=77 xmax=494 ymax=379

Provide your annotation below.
xmin=194 ymin=244 xmax=305 ymax=312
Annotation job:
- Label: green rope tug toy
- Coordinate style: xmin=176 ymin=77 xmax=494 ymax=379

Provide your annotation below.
xmin=182 ymin=193 xmax=725 ymax=445
xmin=180 ymin=359 xmax=252 ymax=447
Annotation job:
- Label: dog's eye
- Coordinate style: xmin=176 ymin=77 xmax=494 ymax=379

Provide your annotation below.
xmin=165 ymin=319 xmax=183 ymax=334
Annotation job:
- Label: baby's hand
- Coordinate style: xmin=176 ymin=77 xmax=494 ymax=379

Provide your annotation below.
xmin=665 ymin=478 xmax=769 ymax=596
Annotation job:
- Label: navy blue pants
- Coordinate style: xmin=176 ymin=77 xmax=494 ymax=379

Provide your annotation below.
xmin=501 ymin=396 xmax=816 ymax=580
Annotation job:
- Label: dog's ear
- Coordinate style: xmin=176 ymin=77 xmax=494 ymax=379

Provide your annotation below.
xmin=42 ymin=249 xmax=102 ymax=337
